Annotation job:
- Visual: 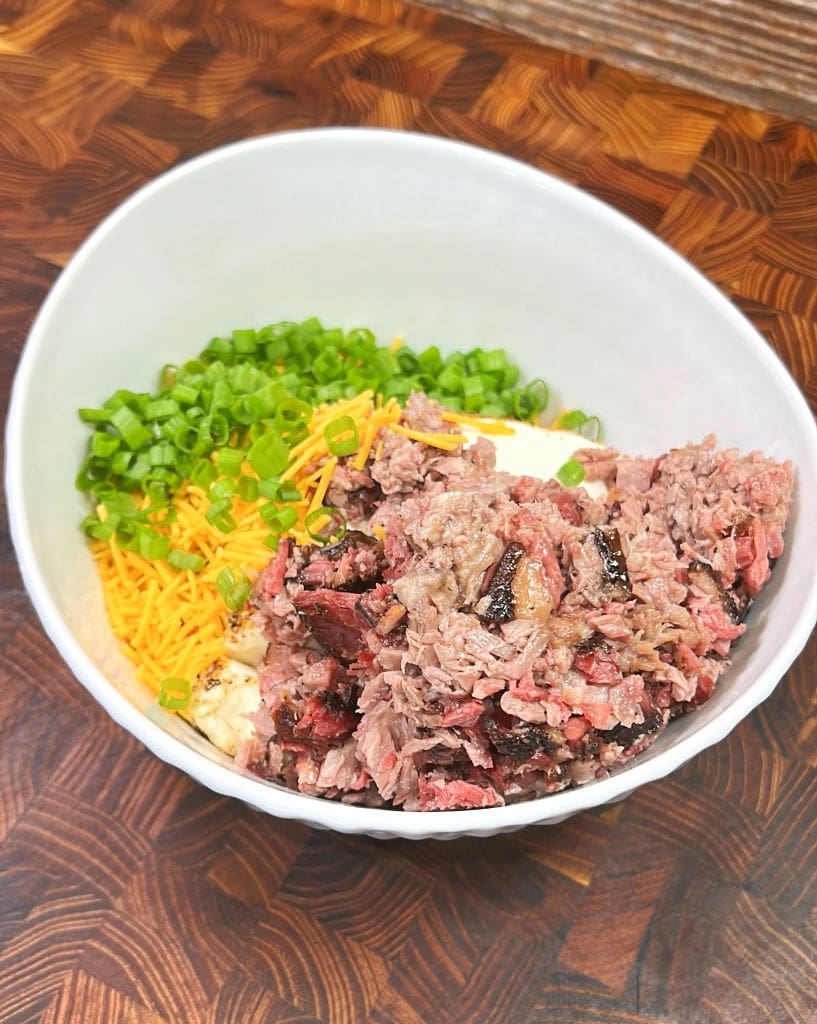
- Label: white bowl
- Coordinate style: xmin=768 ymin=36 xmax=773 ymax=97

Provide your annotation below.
xmin=7 ymin=128 xmax=817 ymax=839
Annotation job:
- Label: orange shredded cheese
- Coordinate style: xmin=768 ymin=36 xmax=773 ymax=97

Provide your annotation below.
xmin=308 ymin=456 xmax=338 ymax=514
xmin=388 ymin=423 xmax=467 ymax=451
xmin=440 ymin=410 xmax=516 ymax=436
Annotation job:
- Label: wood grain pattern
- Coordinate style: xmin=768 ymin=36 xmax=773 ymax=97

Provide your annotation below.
xmin=420 ymin=0 xmax=817 ymax=128
xmin=1 ymin=2 xmax=817 ymax=1023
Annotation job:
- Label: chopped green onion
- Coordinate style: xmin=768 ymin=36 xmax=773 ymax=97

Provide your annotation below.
xmin=260 ymin=504 xmax=298 ymax=534
xmin=381 ymin=378 xmax=411 ymax=400
xmin=275 ymin=398 xmax=312 ymax=433
xmin=526 ymin=379 xmax=549 ymax=413
xmin=232 ymin=328 xmax=257 ymax=353
xmin=555 ymin=410 xmax=588 ymax=431
xmin=209 ymin=477 xmax=237 ymax=500
xmin=216 ymin=447 xmax=244 ymax=476
xmin=247 ymin=431 xmax=289 ymax=478
xmin=145 ymin=398 xmax=179 ymax=420
xmin=86 ymin=516 xmax=118 ymax=542
xmin=418 ymin=346 xmax=443 ymax=373
xmin=257 ymin=478 xmax=282 ymax=500
xmin=101 ymin=493 xmax=139 ymax=517
xmin=314 ymin=348 xmax=341 ymax=383
xmin=168 ymin=548 xmax=206 ymax=572
xmin=323 ymin=415 xmax=359 ymax=457
xmin=216 ymin=566 xmax=236 ymax=598
xmin=346 ymin=327 xmax=375 ymax=347
xmin=158 ymin=677 xmax=191 ymax=710
xmin=502 ymin=365 xmax=520 ymax=389
xmin=171 ymin=383 xmax=199 ymax=405
xmin=305 ymin=506 xmax=346 ymax=544
xmin=512 ymin=389 xmax=536 ymax=421
xmin=476 ymin=349 xmax=508 ymax=373
xmin=279 ymin=481 xmax=301 ymax=502
xmin=110 ymin=406 xmax=152 ymax=450
xmin=205 ymin=499 xmax=236 ymax=533
xmin=136 ymin=527 xmax=169 ymax=560
xmin=556 ymin=459 xmax=586 ymax=487
xmin=191 ymin=459 xmax=217 ymax=489
xmin=237 ymin=476 xmax=259 ymax=502
xmin=148 ymin=442 xmax=176 ymax=467
xmin=75 ymin=457 xmax=110 ymax=491
xmin=173 ymin=424 xmax=200 ymax=453
xmin=216 ymin=567 xmax=252 ymax=611
xmin=91 ymin=432 xmax=120 ymax=458
xmin=79 ymin=407 xmax=112 ymax=424
xmin=438 ymin=364 xmax=464 ymax=393
xmin=462 ymin=375 xmax=484 ymax=412
xmin=578 ymin=416 xmax=602 ymax=442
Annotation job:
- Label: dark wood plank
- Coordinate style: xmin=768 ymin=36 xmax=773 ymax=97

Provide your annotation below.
xmin=421 ymin=0 xmax=817 ymax=128
xmin=0 ymin=2 xmax=816 ymax=1023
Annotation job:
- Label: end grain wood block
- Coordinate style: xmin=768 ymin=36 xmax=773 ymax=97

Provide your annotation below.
xmin=0 ymin=2 xmax=816 ymax=1023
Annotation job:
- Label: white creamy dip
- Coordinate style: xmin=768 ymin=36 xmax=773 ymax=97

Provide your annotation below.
xmin=461 ymin=420 xmax=607 ymax=498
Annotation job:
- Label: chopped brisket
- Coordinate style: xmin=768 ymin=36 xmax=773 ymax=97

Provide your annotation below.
xmin=293 ymin=589 xmax=370 ymax=663
xmin=484 ymin=716 xmax=558 ymax=761
xmin=243 ymin=393 xmax=793 ymax=811
xmin=481 ymin=542 xmax=525 ymax=623
xmin=298 ymin=531 xmax=383 ymax=592
xmin=593 ymin=527 xmax=632 ymax=598
xmin=687 ymin=561 xmax=741 ymax=623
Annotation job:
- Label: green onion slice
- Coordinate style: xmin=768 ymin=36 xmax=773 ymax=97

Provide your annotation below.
xmin=305 ymin=506 xmax=346 ymax=544
xmin=556 ymin=459 xmax=586 ymax=487
xmin=168 ymin=549 xmax=206 ymax=573
xmin=158 ymin=677 xmax=191 ymax=710
xmin=216 ymin=566 xmax=252 ymax=611
xmin=323 ymin=415 xmax=359 ymax=457
xmin=247 ymin=431 xmax=289 ymax=478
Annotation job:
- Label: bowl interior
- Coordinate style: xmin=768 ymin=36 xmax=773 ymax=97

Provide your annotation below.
xmin=8 ymin=129 xmax=817 ymax=835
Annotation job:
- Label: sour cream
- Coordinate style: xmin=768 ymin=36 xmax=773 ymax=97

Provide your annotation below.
xmin=461 ymin=420 xmax=607 ymax=498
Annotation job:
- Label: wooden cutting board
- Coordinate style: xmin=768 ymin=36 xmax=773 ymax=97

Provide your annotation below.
xmin=1 ymin=2 xmax=816 ymax=1023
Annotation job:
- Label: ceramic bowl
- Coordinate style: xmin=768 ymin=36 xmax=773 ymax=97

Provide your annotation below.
xmin=7 ymin=128 xmax=817 ymax=838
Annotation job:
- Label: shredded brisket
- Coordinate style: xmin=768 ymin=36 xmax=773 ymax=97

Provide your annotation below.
xmin=240 ymin=395 xmax=794 ymax=810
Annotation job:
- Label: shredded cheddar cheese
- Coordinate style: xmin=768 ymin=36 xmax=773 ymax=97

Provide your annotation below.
xmin=388 ymin=423 xmax=467 ymax=451
xmin=92 ymin=391 xmax=501 ymax=695
xmin=440 ymin=410 xmax=517 ymax=436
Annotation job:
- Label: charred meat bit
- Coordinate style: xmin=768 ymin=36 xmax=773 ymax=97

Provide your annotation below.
xmin=293 ymin=588 xmax=370 ymax=662
xmin=687 ymin=561 xmax=741 ymax=623
xmin=273 ymin=691 xmax=358 ymax=749
xmin=298 ymin=531 xmax=383 ymax=592
xmin=356 ymin=583 xmax=407 ymax=638
xmin=594 ymin=527 xmax=632 ymax=597
xmin=481 ymin=542 xmax=526 ymax=623
xmin=272 ymin=702 xmax=300 ymax=744
xmin=597 ymin=708 xmax=663 ymax=749
xmin=484 ymin=716 xmax=558 ymax=761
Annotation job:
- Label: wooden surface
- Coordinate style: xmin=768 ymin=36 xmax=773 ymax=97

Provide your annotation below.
xmin=1 ymin=2 xmax=817 ymax=1023
xmin=421 ymin=0 xmax=817 ymax=128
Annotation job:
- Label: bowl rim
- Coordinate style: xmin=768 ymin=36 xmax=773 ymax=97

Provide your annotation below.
xmin=7 ymin=126 xmax=817 ymax=838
